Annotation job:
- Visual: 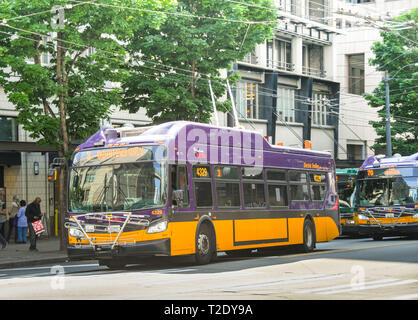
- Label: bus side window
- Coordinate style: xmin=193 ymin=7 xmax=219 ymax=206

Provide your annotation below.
xmin=242 ymin=167 xmax=266 ymax=208
xmin=215 ymin=166 xmax=240 ymax=208
xmin=266 ymin=169 xmax=288 ymax=207
xmin=309 ymin=172 xmax=327 ymax=201
xmin=193 ymin=165 xmax=213 ymax=208
xmin=171 ymin=165 xmax=189 ymax=207
xmin=289 ymin=170 xmax=310 ymax=201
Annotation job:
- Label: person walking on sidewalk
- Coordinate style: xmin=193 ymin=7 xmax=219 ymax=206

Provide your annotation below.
xmin=0 ymin=232 xmax=6 ymax=249
xmin=25 ymin=197 xmax=42 ymax=251
xmin=0 ymin=201 xmax=6 ymax=240
xmin=16 ymin=200 xmax=28 ymax=244
xmin=6 ymin=195 xmax=19 ymax=243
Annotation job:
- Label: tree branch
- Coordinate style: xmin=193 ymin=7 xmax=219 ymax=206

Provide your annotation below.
xmin=33 ymin=35 xmax=56 ymax=118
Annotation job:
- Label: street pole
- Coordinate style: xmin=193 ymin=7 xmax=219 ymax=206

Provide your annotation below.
xmin=384 ymin=71 xmax=392 ymax=157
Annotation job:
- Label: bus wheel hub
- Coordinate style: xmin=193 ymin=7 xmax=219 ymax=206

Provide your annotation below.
xmin=197 ymin=234 xmax=210 ymax=255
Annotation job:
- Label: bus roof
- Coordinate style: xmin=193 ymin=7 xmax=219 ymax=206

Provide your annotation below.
xmin=76 ymin=121 xmax=332 ymax=158
xmin=360 ymin=153 xmax=418 ymax=170
xmin=74 ymin=121 xmax=336 ymax=171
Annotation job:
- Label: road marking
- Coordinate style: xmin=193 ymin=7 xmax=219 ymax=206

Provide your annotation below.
xmin=266 ymin=240 xmax=418 ymax=260
xmin=0 ymin=263 xmax=99 ymax=272
xmin=152 ymin=268 xmax=196 ymax=273
xmin=392 ymin=293 xmax=418 ymax=300
xmin=232 ymin=274 xmax=346 ymax=290
xmin=295 ymin=278 xmax=398 ymax=294
xmin=318 ymin=279 xmax=418 ymax=295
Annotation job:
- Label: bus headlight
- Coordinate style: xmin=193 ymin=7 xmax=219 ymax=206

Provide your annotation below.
xmin=412 ymin=214 xmax=418 ymax=220
xmin=69 ymin=228 xmax=84 ymax=238
xmin=357 ymin=214 xmax=369 ymax=221
xmin=147 ymin=220 xmax=168 ymax=234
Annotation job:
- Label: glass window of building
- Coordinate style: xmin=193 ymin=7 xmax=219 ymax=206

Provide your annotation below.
xmin=348 ymin=54 xmax=365 ymax=95
xmin=312 ymin=92 xmax=330 ymax=126
xmin=277 ymin=86 xmax=295 ymax=123
xmin=276 ymin=40 xmax=292 ymax=71
xmin=0 ymin=117 xmax=18 ymax=141
xmin=236 ymin=81 xmax=259 ymax=119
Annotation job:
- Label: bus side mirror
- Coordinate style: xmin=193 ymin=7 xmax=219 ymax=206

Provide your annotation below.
xmin=48 ymin=168 xmax=57 ymax=182
xmin=172 ymin=189 xmax=184 ymax=207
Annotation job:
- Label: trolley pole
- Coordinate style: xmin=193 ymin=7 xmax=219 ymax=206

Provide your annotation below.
xmin=384 ymin=71 xmax=392 ymax=157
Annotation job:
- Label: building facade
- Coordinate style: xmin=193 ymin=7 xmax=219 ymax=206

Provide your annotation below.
xmin=333 ymin=0 xmax=416 ymax=166
xmin=212 ymin=0 xmax=343 ymax=161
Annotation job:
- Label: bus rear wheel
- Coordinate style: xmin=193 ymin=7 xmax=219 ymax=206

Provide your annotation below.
xmin=195 ymin=223 xmax=216 ymax=265
xmin=301 ymin=219 xmax=316 ymax=253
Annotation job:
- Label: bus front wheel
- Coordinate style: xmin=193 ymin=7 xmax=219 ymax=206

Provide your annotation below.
xmin=301 ymin=219 xmax=316 ymax=253
xmin=195 ymin=223 xmax=216 ymax=265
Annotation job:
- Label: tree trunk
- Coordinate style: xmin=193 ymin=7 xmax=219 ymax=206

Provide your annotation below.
xmin=57 ymin=31 xmax=69 ymax=252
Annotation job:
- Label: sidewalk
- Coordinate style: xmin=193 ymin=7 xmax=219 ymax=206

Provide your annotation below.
xmin=0 ymin=236 xmax=69 ymax=269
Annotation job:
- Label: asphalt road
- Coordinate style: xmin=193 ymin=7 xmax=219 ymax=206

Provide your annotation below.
xmin=1 ymin=236 xmax=417 ymax=300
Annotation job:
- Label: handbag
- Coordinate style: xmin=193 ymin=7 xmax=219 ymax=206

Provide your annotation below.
xmin=31 ymin=220 xmax=45 ymax=235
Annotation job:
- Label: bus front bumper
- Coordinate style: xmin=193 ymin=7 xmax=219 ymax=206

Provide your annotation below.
xmin=67 ymin=238 xmax=171 ymax=261
xmin=357 ymin=223 xmax=418 ymax=236
xmin=341 ymin=223 xmax=362 ymax=236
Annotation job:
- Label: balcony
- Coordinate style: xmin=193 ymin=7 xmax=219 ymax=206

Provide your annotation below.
xmin=302 ymin=66 xmax=326 ymax=78
xmin=266 ymin=59 xmax=295 ymax=72
xmin=243 ymin=52 xmax=259 ymax=65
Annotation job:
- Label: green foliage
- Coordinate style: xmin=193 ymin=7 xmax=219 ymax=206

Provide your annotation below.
xmin=0 ymin=0 xmax=172 ymax=151
xmin=365 ymin=8 xmax=418 ymax=156
xmin=121 ymin=0 xmax=277 ymax=123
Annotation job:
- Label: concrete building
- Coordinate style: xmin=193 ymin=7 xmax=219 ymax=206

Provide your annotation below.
xmin=211 ymin=0 xmax=343 ymax=164
xmin=333 ymin=0 xmax=416 ymax=165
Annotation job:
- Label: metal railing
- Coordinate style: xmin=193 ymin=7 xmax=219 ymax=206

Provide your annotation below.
xmin=302 ymin=66 xmax=327 ymax=78
xmin=266 ymin=59 xmax=295 ymax=72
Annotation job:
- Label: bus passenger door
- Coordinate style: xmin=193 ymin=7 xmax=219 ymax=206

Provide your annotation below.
xmin=171 ymin=165 xmax=189 ymax=208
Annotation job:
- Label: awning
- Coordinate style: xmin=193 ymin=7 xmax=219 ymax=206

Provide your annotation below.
xmin=0 ymin=151 xmax=21 ymax=166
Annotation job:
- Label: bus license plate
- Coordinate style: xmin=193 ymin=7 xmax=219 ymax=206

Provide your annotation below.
xmin=385 ymin=213 xmax=395 ymax=218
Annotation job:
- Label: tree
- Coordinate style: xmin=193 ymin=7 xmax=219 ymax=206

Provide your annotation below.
xmin=121 ymin=0 xmax=277 ymax=123
xmin=365 ymin=9 xmax=418 ymax=156
xmin=0 ymin=0 xmax=171 ymax=249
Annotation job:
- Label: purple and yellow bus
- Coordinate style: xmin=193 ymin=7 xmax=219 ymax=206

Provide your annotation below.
xmin=353 ymin=153 xmax=418 ymax=240
xmin=66 ymin=121 xmax=340 ymax=268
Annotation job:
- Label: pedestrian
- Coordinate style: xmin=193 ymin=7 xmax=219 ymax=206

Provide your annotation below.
xmin=25 ymin=197 xmax=42 ymax=251
xmin=0 ymin=201 xmax=6 ymax=239
xmin=6 ymin=195 xmax=19 ymax=243
xmin=16 ymin=200 xmax=28 ymax=244
xmin=0 ymin=231 xmax=6 ymax=249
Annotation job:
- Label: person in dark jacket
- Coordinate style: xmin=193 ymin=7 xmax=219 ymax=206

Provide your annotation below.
xmin=25 ymin=197 xmax=42 ymax=251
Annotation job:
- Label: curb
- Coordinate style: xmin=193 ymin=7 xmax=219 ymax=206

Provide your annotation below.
xmin=0 ymin=256 xmax=70 ymax=270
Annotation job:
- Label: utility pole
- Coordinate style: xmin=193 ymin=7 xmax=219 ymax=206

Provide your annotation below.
xmin=384 ymin=71 xmax=392 ymax=157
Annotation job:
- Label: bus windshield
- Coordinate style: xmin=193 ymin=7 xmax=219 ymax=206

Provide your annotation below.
xmin=337 ymin=177 xmax=356 ymax=209
xmin=357 ymin=171 xmax=417 ymax=207
xmin=69 ymin=161 xmax=168 ymax=213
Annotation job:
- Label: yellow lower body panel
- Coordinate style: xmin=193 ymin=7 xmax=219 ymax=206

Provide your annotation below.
xmin=68 ymin=215 xmax=340 ymax=256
